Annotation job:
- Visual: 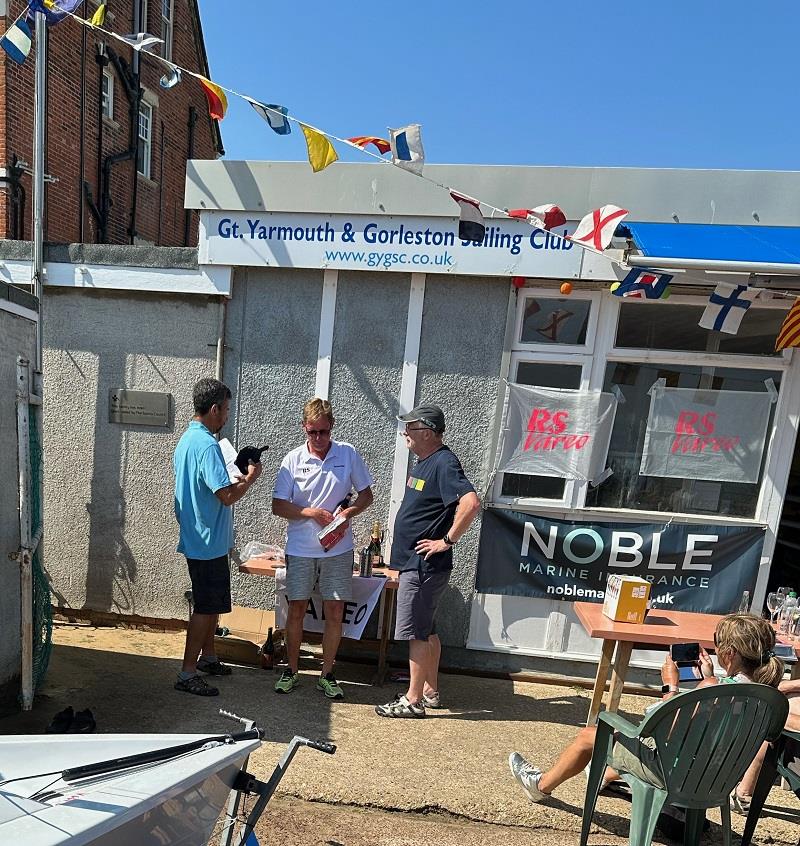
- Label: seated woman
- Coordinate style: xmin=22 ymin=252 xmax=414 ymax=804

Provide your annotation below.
xmin=508 ymin=613 xmax=785 ymax=803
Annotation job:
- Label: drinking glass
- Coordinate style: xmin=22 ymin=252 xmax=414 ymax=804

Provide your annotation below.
xmin=766 ymin=592 xmax=782 ymax=625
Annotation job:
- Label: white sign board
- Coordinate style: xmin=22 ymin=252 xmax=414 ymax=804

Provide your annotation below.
xmin=200 ymin=211 xmax=587 ymax=278
xmin=640 ymin=384 xmax=775 ymax=484
xmin=274 ymin=568 xmax=386 ymax=640
xmin=497 ymin=383 xmax=618 ymax=482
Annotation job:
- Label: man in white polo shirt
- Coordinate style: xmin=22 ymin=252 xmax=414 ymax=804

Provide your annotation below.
xmin=272 ymin=397 xmax=374 ymax=699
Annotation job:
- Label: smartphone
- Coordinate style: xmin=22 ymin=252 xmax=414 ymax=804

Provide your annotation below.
xmin=670 ymin=642 xmax=700 ymax=664
xmin=678 ymin=663 xmax=703 ymax=682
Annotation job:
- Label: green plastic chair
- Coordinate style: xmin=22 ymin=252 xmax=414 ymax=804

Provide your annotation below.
xmin=580 ymin=683 xmax=789 ymax=846
xmin=740 ymin=727 xmax=800 ymax=846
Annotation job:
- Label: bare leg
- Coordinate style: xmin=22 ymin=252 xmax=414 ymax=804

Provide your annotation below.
xmin=285 ymin=600 xmax=307 ymax=674
xmin=182 ymin=612 xmax=216 ymax=674
xmin=407 ymin=639 xmax=431 ymax=704
xmin=321 ymin=600 xmax=344 ymax=675
xmin=200 ymin=614 xmax=218 ymax=659
xmin=538 ymin=726 xmax=597 ymax=795
xmin=737 ymin=741 xmax=769 ymax=799
xmin=422 ymin=634 xmax=441 ymax=697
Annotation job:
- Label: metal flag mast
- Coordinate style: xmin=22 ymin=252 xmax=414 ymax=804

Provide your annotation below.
xmin=31 ymin=7 xmax=46 ymax=368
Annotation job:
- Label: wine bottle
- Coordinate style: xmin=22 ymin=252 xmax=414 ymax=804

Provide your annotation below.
xmin=235 ymin=444 xmax=269 ymax=474
xmin=368 ymin=521 xmax=383 ymax=568
xmin=260 ymin=627 xmax=275 ymax=670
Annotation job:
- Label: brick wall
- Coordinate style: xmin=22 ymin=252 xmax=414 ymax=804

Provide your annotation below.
xmin=0 ymin=0 xmax=220 ymax=246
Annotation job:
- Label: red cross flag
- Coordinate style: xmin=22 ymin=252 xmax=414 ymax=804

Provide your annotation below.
xmin=569 ymin=205 xmax=629 ymax=251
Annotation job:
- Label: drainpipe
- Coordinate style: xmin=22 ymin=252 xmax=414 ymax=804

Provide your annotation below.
xmin=157 ymin=121 xmax=165 ymax=244
xmin=78 ymin=23 xmax=87 ymax=243
xmin=215 ymin=296 xmax=227 ymax=382
xmin=183 ymin=106 xmax=197 ymax=246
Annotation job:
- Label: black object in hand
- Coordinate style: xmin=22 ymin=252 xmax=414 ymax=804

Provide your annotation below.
xmin=235 ymin=445 xmax=268 ymax=474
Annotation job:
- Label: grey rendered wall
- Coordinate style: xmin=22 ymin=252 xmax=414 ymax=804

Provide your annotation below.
xmin=43 ymin=288 xmax=222 ymax=620
xmin=0 ymin=310 xmax=36 ymax=707
xmin=414 ymin=275 xmax=509 ymax=649
xmin=226 ymin=267 xmax=323 ymax=611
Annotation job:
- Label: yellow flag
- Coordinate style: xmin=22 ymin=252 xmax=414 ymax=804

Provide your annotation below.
xmin=300 ymin=124 xmax=338 ymax=173
xmin=91 ymin=4 xmax=107 ymax=26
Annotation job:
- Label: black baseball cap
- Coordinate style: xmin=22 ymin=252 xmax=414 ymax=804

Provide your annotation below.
xmin=397 ymin=404 xmax=445 ymax=433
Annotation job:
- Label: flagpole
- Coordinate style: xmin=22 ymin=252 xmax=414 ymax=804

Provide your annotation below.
xmin=32 ymin=9 xmax=47 ymax=372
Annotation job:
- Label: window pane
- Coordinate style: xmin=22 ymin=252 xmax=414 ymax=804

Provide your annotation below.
xmin=615 ymin=301 xmax=785 ymax=356
xmin=520 ymin=296 xmax=590 ymax=345
xmin=585 ymin=363 xmax=781 ymax=517
xmin=500 ymin=362 xmax=582 ymax=499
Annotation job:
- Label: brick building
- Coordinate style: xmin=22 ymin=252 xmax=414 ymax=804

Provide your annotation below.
xmin=0 ymin=0 xmax=222 ymax=246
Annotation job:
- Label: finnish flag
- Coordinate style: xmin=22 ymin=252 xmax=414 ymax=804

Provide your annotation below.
xmin=450 ymin=192 xmax=485 ymax=242
xmin=698 ymin=283 xmax=760 ymax=334
xmin=1 ymin=19 xmax=32 ymax=65
xmin=389 ymin=124 xmax=424 ymax=174
xmin=250 ymin=101 xmax=291 ymax=135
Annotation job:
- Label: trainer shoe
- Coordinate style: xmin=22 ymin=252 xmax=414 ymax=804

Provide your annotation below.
xmin=274 ymin=669 xmax=299 ymax=694
xmin=375 ymin=694 xmax=425 ymax=718
xmin=317 ymin=672 xmax=344 ymax=699
xmin=422 ymin=690 xmax=442 ymax=709
xmin=508 ymin=752 xmax=548 ymax=802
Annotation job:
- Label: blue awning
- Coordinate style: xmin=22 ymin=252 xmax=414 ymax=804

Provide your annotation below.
xmin=620 ymin=222 xmax=800 ymax=266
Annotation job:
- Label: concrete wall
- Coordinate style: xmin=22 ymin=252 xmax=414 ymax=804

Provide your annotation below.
xmin=43 ymin=287 xmax=221 ymax=620
xmin=0 ymin=307 xmax=36 ymax=708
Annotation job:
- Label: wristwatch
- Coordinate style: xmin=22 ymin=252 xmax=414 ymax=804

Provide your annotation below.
xmin=443 ymin=533 xmax=455 ymax=546
xmin=661 ymin=684 xmax=679 ymax=694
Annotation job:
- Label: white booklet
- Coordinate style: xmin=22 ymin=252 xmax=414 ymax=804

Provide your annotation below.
xmin=218 ymin=438 xmax=241 ymax=484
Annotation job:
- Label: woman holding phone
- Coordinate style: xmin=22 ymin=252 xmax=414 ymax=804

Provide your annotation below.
xmin=508 ymin=613 xmax=784 ymax=804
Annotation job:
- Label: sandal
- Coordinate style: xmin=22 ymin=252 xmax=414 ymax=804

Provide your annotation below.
xmin=375 ymin=694 xmax=425 ymax=718
xmin=197 ymin=659 xmax=232 ymax=676
xmin=174 ymin=675 xmax=219 ymax=696
xmin=729 ymin=790 xmax=751 ymax=815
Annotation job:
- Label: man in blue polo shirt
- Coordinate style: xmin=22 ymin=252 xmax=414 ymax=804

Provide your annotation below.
xmin=376 ymin=404 xmax=480 ymax=718
xmin=173 ymin=378 xmax=263 ymax=696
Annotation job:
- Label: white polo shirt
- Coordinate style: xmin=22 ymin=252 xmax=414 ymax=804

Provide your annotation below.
xmin=273 ymin=440 xmax=374 ymax=557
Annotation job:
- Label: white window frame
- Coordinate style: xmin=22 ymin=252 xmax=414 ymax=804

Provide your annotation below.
xmin=160 ymin=0 xmax=174 ymax=62
xmin=137 ymin=101 xmax=153 ymax=179
xmin=491 ymin=285 xmax=796 ymax=525
xmin=101 ymin=70 xmax=114 ymax=120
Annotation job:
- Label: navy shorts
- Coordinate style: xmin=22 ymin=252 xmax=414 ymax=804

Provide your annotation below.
xmin=186 ymin=555 xmax=232 ymax=615
xmin=394 ymin=569 xmax=450 ymax=641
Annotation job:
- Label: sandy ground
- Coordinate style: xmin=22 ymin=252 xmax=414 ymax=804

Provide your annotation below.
xmin=2 ymin=624 xmax=798 ymax=845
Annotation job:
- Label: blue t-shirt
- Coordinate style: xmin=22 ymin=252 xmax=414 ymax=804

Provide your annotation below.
xmin=390 ymin=446 xmax=475 ymax=574
xmin=173 ymin=421 xmax=233 ymax=559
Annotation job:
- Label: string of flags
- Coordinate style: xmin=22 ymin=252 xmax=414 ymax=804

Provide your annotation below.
xmin=6 ymin=1 xmax=800 ymax=353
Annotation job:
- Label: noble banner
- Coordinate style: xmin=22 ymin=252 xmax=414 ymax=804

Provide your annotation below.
xmin=640 ymin=384 xmax=774 ymax=483
xmin=274 ymin=568 xmax=385 ymax=640
xmin=497 ymin=383 xmax=618 ymax=482
xmin=474 ymin=508 xmax=764 ymax=613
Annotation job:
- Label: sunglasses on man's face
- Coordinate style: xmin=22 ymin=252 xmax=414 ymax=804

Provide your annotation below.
xmin=305 ymin=427 xmax=331 ymax=437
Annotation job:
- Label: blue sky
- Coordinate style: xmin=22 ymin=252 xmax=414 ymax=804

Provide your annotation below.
xmin=198 ymin=1 xmax=799 ymax=171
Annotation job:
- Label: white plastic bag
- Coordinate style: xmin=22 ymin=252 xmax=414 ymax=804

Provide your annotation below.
xmin=241 ymin=541 xmax=285 ymax=563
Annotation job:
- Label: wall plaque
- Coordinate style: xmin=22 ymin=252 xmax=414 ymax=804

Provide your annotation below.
xmin=109 ymin=389 xmax=170 ymax=426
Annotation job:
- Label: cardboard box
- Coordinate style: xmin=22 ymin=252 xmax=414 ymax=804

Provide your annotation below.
xmin=214 ymin=606 xmax=278 ymax=667
xmin=602 ymin=574 xmax=651 ymax=624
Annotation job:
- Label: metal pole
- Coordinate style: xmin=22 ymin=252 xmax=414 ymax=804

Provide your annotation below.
xmin=626 ymin=253 xmax=800 ymax=276
xmin=16 ymin=358 xmax=33 ymax=711
xmin=31 ymin=10 xmax=47 ymax=373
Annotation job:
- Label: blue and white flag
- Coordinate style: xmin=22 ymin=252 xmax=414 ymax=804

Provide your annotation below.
xmin=1 ymin=19 xmax=32 ymax=64
xmin=610 ymin=267 xmax=672 ymax=299
xmin=698 ymin=283 xmax=760 ymax=334
xmin=159 ymin=67 xmax=182 ymax=89
xmin=389 ymin=123 xmax=424 ymax=174
xmin=120 ymin=32 xmax=163 ymax=52
xmin=250 ymin=101 xmax=291 ymax=135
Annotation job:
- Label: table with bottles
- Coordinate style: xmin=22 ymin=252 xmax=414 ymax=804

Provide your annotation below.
xmin=239 ymin=555 xmax=400 ymax=685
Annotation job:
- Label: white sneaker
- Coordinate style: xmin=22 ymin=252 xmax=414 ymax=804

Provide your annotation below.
xmin=422 ymin=690 xmax=442 ymax=709
xmin=508 ymin=752 xmax=548 ymax=802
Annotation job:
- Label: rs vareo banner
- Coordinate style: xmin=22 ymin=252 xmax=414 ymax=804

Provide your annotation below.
xmin=497 ymin=383 xmax=618 ymax=482
xmin=640 ymin=383 xmax=775 ymax=484
xmin=474 ymin=508 xmax=764 ymax=613
xmin=275 ymin=568 xmax=386 ymax=640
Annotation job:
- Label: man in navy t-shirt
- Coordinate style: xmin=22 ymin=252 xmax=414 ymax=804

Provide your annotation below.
xmin=376 ymin=404 xmax=480 ymax=718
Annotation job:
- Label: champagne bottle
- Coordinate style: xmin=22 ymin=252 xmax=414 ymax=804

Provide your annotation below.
xmin=260 ymin=627 xmax=275 ymax=670
xmin=368 ymin=521 xmax=383 ymax=568
xmin=235 ymin=444 xmax=269 ymax=474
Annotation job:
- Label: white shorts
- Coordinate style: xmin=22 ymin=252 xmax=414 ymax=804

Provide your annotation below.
xmin=285 ymin=551 xmax=354 ymax=601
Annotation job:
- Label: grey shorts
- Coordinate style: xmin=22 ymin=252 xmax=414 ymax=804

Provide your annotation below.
xmin=610 ymin=734 xmax=664 ymax=788
xmin=394 ymin=569 xmax=450 ymax=641
xmin=285 ymin=551 xmax=354 ymax=601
